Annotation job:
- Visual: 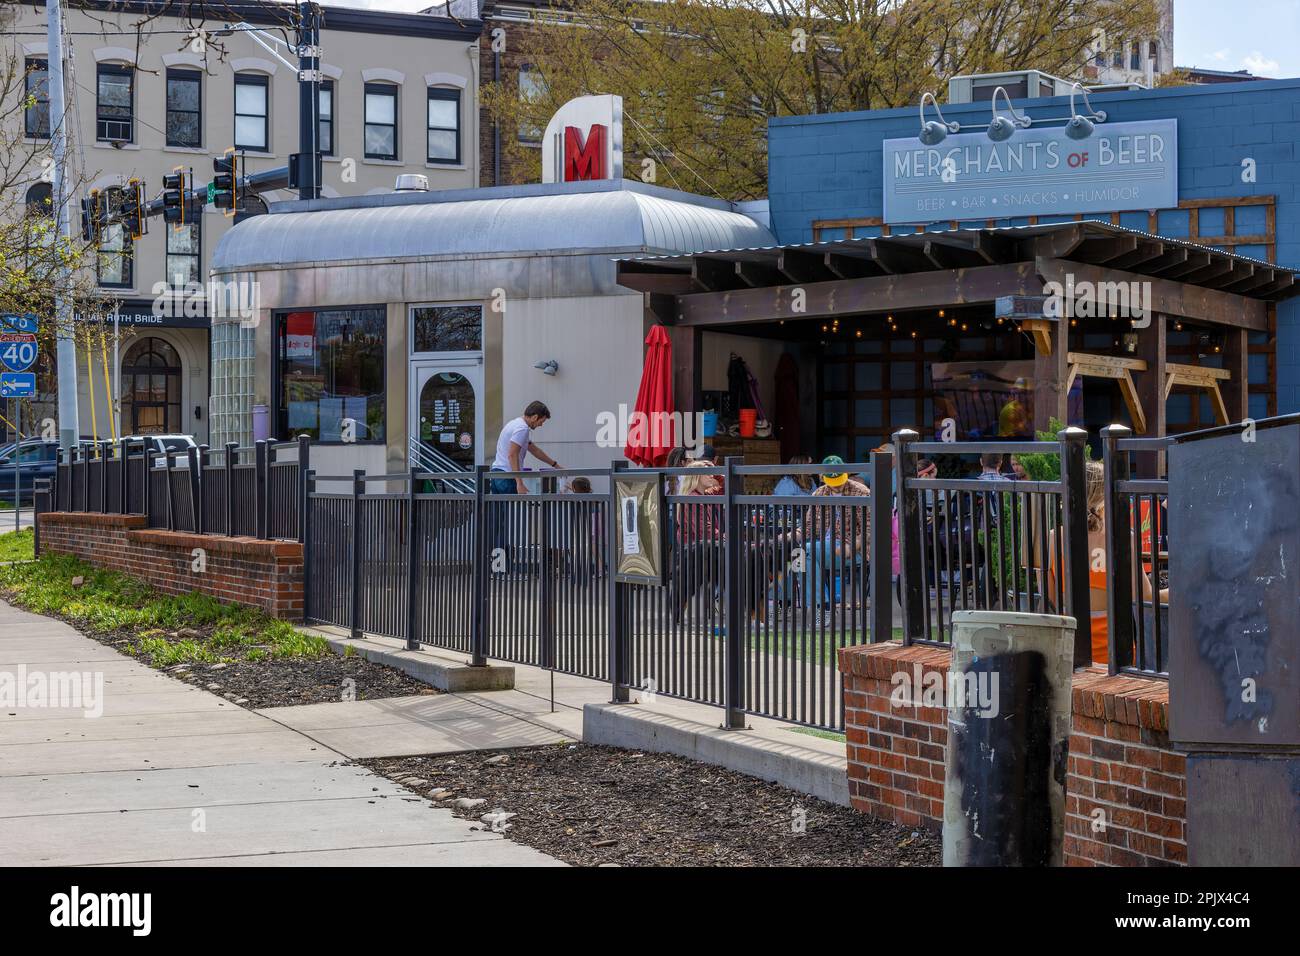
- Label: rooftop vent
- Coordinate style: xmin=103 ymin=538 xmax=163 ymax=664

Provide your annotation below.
xmin=395 ymin=174 xmax=429 ymax=192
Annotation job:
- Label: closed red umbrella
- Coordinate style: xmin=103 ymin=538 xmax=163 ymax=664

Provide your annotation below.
xmin=624 ymin=324 xmax=674 ymax=466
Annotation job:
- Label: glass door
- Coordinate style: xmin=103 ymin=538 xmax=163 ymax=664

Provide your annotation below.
xmin=410 ymin=359 xmax=483 ymax=469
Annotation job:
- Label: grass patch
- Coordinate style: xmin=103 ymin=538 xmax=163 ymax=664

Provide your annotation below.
xmin=0 ymin=553 xmax=328 ymax=667
xmin=0 ymin=529 xmax=34 ymax=563
xmin=786 ymin=726 xmax=847 ymax=744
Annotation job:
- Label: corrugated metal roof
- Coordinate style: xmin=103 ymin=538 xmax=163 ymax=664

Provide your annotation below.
xmin=616 ymin=220 xmax=1297 ymax=274
xmin=211 ymin=187 xmax=774 ymax=273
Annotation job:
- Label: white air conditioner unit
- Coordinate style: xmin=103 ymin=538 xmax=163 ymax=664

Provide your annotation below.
xmin=947 ymin=70 xmax=1077 ymax=104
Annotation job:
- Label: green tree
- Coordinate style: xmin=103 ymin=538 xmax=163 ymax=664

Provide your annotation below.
xmin=484 ymin=0 xmax=1160 ymax=200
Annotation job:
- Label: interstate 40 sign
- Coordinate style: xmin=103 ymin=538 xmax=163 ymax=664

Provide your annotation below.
xmin=0 ymin=313 xmax=38 ymax=398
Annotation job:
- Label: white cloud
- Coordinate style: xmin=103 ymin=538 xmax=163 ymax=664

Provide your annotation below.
xmin=1240 ymin=52 xmax=1280 ymax=76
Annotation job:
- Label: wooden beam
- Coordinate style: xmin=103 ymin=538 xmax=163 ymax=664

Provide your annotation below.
xmin=922 ymin=238 xmax=984 ymax=270
xmin=1158 ymin=251 xmax=1213 ymax=279
xmin=735 ymin=260 xmax=783 ymax=288
xmin=1108 ymin=241 xmax=1167 ymax=271
xmin=1118 ymin=369 xmax=1148 ymax=434
xmin=870 ymin=238 xmax=936 ymax=274
xmin=618 ymin=271 xmax=700 ymax=295
xmin=823 ymin=251 xmax=884 ymax=279
xmin=1036 ymin=258 xmax=1267 ymax=331
xmin=1065 ymin=351 xmax=1149 ymax=374
xmin=1021 ymin=318 xmax=1053 ymax=355
xmin=777 ymin=248 xmax=834 ymax=284
xmin=645 ymin=292 xmax=677 ymax=325
xmin=692 ymin=256 xmax=745 ymax=292
xmin=1074 ymin=235 xmax=1139 ymax=264
xmin=1143 ymin=247 xmax=1190 ymax=276
xmin=673 ymin=261 xmax=1040 ymax=328
xmin=1027 ymin=224 xmax=1087 ymax=260
xmin=1177 ymin=259 xmax=1237 ymax=287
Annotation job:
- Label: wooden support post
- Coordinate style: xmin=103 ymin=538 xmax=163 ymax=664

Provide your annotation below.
xmin=665 ymin=325 xmax=703 ymax=414
xmin=1033 ymin=316 xmax=1068 ymax=434
xmin=1220 ymin=326 xmax=1250 ymax=423
xmin=1133 ymin=314 xmax=1167 ymax=477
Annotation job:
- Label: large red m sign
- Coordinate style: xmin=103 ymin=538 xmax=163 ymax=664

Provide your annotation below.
xmin=563 ymin=124 xmax=607 ymax=181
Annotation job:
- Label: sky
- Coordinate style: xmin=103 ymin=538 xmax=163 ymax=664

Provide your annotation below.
xmin=320 ymin=0 xmax=1299 ymax=80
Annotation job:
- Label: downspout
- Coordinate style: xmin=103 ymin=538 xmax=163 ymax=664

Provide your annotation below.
xmin=493 ymin=46 xmax=501 ymax=186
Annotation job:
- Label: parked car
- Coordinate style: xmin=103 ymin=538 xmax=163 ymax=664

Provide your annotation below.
xmin=0 ymin=439 xmax=59 ymax=503
xmin=121 ymin=434 xmax=198 ymax=468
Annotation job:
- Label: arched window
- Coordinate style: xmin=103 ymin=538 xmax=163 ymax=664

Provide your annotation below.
xmin=121 ymin=337 xmax=182 ymax=435
xmin=24 ymin=182 xmax=52 ymax=217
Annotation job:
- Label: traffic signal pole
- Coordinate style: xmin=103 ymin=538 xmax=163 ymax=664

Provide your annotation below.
xmin=296 ymin=2 xmax=322 ymax=201
xmin=47 ymin=0 xmax=80 ymax=451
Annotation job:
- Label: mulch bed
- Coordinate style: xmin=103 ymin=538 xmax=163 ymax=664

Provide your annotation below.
xmin=40 ymin=620 xmax=436 ymax=709
xmin=364 ymin=744 xmax=941 ymax=867
xmin=159 ymin=654 xmax=437 ymax=709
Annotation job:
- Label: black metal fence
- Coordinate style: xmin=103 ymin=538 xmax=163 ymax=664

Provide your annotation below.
xmin=1102 ymin=426 xmax=1169 ymax=677
xmin=892 ymin=428 xmax=1094 ymax=668
xmin=304 ymin=460 xmax=887 ymax=732
xmin=36 ymin=424 xmax=1179 ymax=731
xmin=44 ymin=436 xmax=308 ymax=541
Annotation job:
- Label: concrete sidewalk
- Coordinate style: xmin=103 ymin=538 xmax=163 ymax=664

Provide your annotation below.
xmin=0 ymin=601 xmax=562 ymax=867
xmin=306 ymin=626 xmax=850 ymax=804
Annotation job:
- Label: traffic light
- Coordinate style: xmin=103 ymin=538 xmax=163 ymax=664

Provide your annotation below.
xmin=80 ymin=190 xmax=100 ymax=243
xmin=212 ymin=148 xmax=238 ymax=216
xmin=122 ymin=178 xmax=147 ymax=240
xmin=162 ymin=167 xmax=188 ymax=227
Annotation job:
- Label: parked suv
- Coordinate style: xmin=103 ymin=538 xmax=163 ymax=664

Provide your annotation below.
xmin=121 ymin=434 xmax=198 ymax=468
xmin=0 ymin=439 xmax=59 ymax=502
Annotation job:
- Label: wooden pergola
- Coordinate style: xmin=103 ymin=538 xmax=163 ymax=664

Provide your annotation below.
xmin=616 ymin=222 xmax=1300 ymax=443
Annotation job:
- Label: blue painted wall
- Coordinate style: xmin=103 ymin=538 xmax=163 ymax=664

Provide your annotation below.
xmin=767 ymin=79 xmax=1300 ymax=415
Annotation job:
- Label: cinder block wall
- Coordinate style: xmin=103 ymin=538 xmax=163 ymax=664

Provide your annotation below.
xmin=839 ymin=642 xmax=1186 ymax=867
xmin=37 ymin=513 xmax=303 ymax=620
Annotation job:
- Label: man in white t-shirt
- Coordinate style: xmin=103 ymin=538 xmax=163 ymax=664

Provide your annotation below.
xmin=490 ymin=400 xmax=559 ymax=495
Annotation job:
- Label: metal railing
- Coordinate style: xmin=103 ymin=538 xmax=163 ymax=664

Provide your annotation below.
xmin=46 ymin=436 xmax=309 ymax=542
xmin=1102 ymin=426 xmax=1169 ymax=678
xmin=304 ymin=459 xmax=889 ymax=732
xmin=893 ymin=428 xmax=1094 ymax=669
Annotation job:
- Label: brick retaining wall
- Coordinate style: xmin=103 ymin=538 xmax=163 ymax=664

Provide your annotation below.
xmin=38 ymin=513 xmax=303 ymax=620
xmin=839 ymin=642 xmax=1185 ymax=867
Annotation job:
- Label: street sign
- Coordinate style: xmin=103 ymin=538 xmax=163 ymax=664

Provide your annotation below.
xmin=0 ymin=313 xmax=38 ymax=335
xmin=207 ymin=181 xmax=216 ymax=205
xmin=0 ymin=372 xmax=36 ymax=398
xmin=0 ymin=335 xmax=37 ymax=373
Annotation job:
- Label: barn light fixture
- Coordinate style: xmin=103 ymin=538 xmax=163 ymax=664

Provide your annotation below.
xmin=918 ymin=92 xmax=960 ymax=146
xmin=987 ymin=87 xmax=1031 ymax=142
xmin=915 ymin=83 xmax=1109 ymax=145
xmin=1066 ymin=83 xmax=1107 ymax=140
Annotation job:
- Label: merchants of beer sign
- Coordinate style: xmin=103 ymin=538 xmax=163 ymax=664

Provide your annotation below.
xmin=883 ymin=118 xmax=1177 ymax=224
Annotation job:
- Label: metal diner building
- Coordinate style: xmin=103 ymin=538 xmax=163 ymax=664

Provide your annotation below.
xmin=616 ymin=221 xmax=1300 ymax=464
xmin=209 ymin=178 xmax=774 ymax=479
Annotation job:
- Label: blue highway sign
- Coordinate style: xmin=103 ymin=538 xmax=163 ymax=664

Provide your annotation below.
xmin=0 ymin=372 xmax=36 ymax=398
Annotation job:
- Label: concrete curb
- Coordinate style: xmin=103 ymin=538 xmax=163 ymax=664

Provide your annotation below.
xmin=583 ymin=702 xmax=850 ymax=807
xmin=318 ymin=635 xmax=516 ymax=693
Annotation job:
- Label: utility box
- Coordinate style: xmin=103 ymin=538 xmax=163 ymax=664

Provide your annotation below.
xmin=1167 ymin=416 xmax=1300 ymax=750
xmin=1167 ymin=415 xmax=1300 ymax=866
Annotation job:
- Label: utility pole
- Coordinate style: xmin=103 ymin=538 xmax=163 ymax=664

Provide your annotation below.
xmin=47 ymin=0 xmax=79 ymax=451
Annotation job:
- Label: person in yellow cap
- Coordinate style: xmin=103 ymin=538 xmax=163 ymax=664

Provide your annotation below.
xmin=801 ymin=455 xmax=870 ymax=612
